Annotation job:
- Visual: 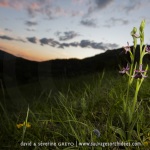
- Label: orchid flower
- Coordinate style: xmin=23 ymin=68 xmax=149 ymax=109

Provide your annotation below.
xmin=131 ymin=27 xmax=140 ymax=38
xmin=132 ymin=64 xmax=147 ymax=79
xmin=145 ymin=45 xmax=150 ymax=53
xmin=123 ymin=42 xmax=131 ymax=54
xmin=132 ymin=33 xmax=140 ymax=38
xmin=119 ymin=64 xmax=130 ymax=75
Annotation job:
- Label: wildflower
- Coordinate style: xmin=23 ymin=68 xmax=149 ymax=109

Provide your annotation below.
xmin=17 ymin=124 xmax=23 ymax=129
xmin=123 ymin=42 xmax=130 ymax=54
xmin=132 ymin=64 xmax=147 ymax=79
xmin=143 ymin=141 xmax=149 ymax=146
xmin=17 ymin=122 xmax=31 ymax=129
xmin=145 ymin=45 xmax=150 ymax=53
xmin=93 ymin=129 xmax=100 ymax=138
xmin=119 ymin=64 xmax=130 ymax=75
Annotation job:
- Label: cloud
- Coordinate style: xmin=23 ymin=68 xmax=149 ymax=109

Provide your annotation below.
xmin=70 ymin=42 xmax=79 ymax=47
xmin=86 ymin=0 xmax=114 ymax=16
xmin=95 ymin=0 xmax=114 ymax=9
xmin=27 ymin=2 xmax=42 ymax=18
xmin=104 ymin=17 xmax=129 ymax=28
xmin=58 ymin=31 xmax=80 ymax=41
xmin=122 ymin=0 xmax=142 ymax=13
xmin=39 ymin=38 xmax=59 ymax=46
xmin=27 ymin=37 xmax=56 ymax=46
xmin=40 ymin=38 xmax=51 ymax=45
xmin=27 ymin=2 xmax=69 ymax=19
xmin=59 ymin=43 xmax=70 ymax=48
xmin=0 ymin=35 xmax=26 ymax=42
xmin=0 ymin=35 xmax=13 ymax=40
xmin=25 ymin=21 xmax=38 ymax=26
xmin=80 ymin=19 xmax=97 ymax=27
xmin=0 ymin=0 xmax=83 ymax=19
xmin=80 ymin=40 xmax=115 ymax=50
xmin=27 ymin=37 xmax=37 ymax=43
xmin=60 ymin=40 xmax=119 ymax=50
xmin=27 ymin=36 xmax=119 ymax=50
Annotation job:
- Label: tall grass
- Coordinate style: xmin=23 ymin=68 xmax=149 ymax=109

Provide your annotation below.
xmin=0 ymin=69 xmax=149 ymax=149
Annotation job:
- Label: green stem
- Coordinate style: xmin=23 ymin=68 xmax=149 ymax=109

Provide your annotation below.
xmin=132 ymin=79 xmax=140 ymax=115
xmin=125 ymin=43 xmax=136 ymax=109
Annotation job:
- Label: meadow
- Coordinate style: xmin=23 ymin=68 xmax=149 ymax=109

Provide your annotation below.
xmin=0 ymin=68 xmax=149 ymax=150
xmin=0 ymin=20 xmax=150 ymax=150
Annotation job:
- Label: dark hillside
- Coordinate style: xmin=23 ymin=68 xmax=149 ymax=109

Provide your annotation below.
xmin=0 ymin=45 xmax=150 ymax=87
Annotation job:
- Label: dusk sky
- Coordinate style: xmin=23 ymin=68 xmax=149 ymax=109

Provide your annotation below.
xmin=0 ymin=0 xmax=150 ymax=61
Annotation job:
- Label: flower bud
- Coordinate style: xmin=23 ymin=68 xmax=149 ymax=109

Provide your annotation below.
xmin=131 ymin=27 xmax=137 ymax=36
xmin=139 ymin=20 xmax=145 ymax=32
xmin=133 ymin=27 xmax=137 ymax=33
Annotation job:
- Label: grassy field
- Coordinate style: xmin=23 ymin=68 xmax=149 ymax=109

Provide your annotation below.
xmin=0 ymin=69 xmax=150 ymax=150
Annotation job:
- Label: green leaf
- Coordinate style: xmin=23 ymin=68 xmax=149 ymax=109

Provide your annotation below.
xmin=110 ymin=126 xmax=126 ymax=139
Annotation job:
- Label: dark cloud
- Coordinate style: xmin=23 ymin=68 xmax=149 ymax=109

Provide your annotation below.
xmin=95 ymin=0 xmax=114 ymax=9
xmin=27 ymin=37 xmax=58 ymax=46
xmin=64 ymin=40 xmax=119 ymax=50
xmin=80 ymin=40 xmax=91 ymax=48
xmin=0 ymin=35 xmax=26 ymax=42
xmin=27 ymin=36 xmax=119 ymax=50
xmin=86 ymin=0 xmax=114 ymax=16
xmin=40 ymin=38 xmax=51 ymax=45
xmin=70 ymin=42 xmax=79 ymax=47
xmin=49 ymin=39 xmax=59 ymax=47
xmin=80 ymin=40 xmax=116 ymax=50
xmin=25 ymin=21 xmax=38 ymax=26
xmin=56 ymin=31 xmax=80 ymax=41
xmin=80 ymin=19 xmax=97 ymax=27
xmin=0 ymin=35 xmax=13 ymax=40
xmin=59 ymin=43 xmax=70 ymax=48
xmin=107 ymin=43 xmax=119 ymax=49
xmin=27 ymin=37 xmax=37 ymax=43
xmin=39 ymin=38 xmax=59 ymax=46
